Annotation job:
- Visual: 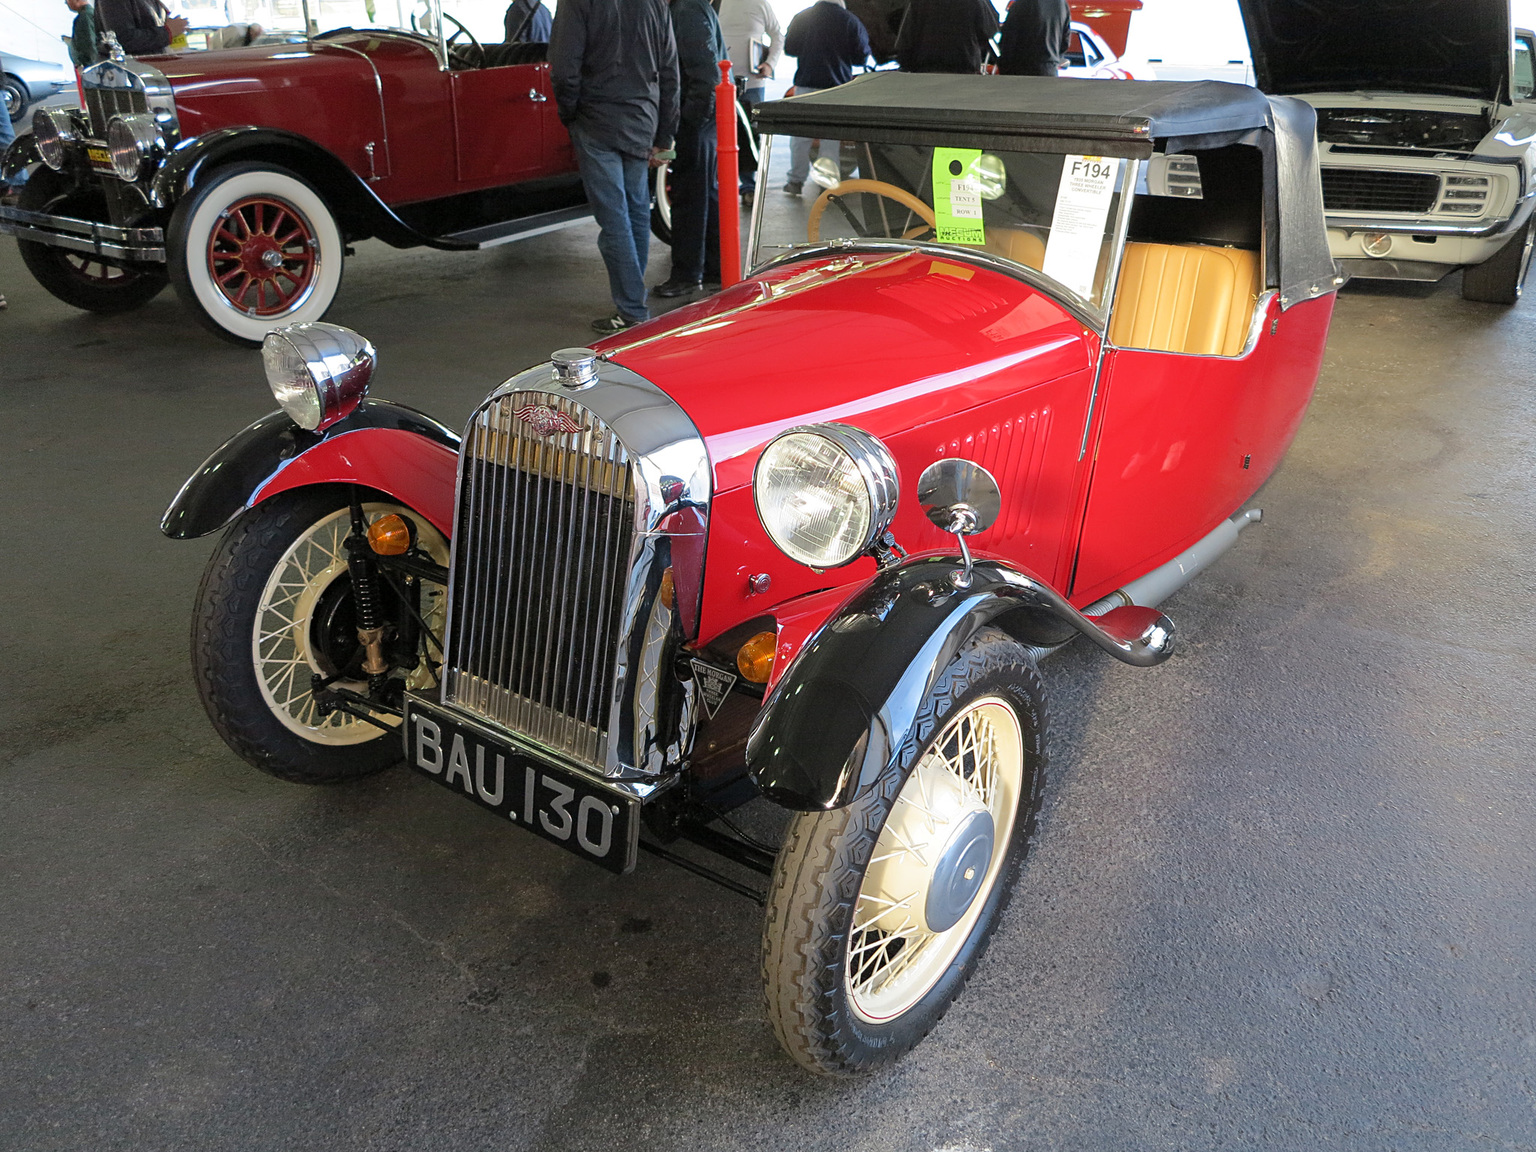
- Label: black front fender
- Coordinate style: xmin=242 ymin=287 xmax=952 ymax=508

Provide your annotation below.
xmin=2 ymin=133 xmax=39 ymax=184
xmin=746 ymin=559 xmax=1175 ymax=811
xmin=159 ymin=397 xmax=459 ymax=540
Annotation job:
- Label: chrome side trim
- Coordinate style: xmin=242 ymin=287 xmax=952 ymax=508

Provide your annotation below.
xmin=323 ymin=42 xmax=392 ymax=178
xmin=0 ymin=205 xmax=166 ymax=261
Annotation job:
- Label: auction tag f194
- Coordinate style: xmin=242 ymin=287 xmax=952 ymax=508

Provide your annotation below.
xmin=932 ymin=147 xmax=987 ymax=246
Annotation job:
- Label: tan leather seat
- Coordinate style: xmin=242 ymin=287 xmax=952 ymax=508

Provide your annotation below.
xmin=1108 ymin=242 xmax=1260 ymax=357
xmin=984 ymin=227 xmax=1046 ymax=270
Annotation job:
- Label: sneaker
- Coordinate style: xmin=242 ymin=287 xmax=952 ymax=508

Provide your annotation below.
xmin=741 ymin=188 xmax=755 ymax=208
xmin=652 ymin=277 xmax=702 ymax=299
xmin=591 ymin=314 xmax=639 ymax=335
xmin=782 ymin=180 xmax=803 ymax=195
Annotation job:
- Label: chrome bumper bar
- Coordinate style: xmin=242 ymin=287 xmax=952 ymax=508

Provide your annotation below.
xmin=0 ymin=205 xmax=166 ymax=262
xmin=1326 ymin=194 xmax=1536 ymax=240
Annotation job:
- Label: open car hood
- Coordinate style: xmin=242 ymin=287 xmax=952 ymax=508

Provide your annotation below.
xmin=1236 ymin=0 xmax=1511 ymax=103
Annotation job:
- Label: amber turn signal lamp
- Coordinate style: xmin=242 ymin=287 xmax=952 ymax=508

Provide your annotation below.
xmin=737 ymin=631 xmax=777 ymax=684
xmin=367 ymin=513 xmax=415 ymax=556
xmin=658 ymin=567 xmax=676 ymax=610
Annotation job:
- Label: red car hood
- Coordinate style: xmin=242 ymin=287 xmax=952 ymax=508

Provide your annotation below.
xmin=601 ymin=252 xmax=1095 ymax=492
xmin=143 ymin=36 xmax=419 ymax=95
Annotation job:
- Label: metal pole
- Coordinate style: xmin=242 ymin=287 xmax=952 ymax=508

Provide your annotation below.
xmin=715 ymin=59 xmax=742 ymax=287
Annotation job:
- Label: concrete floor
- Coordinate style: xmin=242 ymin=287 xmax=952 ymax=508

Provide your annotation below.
xmin=3 ymin=228 xmax=1534 ymax=1152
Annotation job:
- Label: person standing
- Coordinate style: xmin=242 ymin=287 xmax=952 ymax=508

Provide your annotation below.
xmin=654 ymin=0 xmax=727 ymax=298
xmin=66 ymin=0 xmax=103 ymax=69
xmin=503 ymin=0 xmax=553 ymax=44
xmin=781 ymin=0 xmax=870 ymax=196
xmin=95 ymin=0 xmax=188 ymax=56
xmin=997 ymin=0 xmax=1070 ymax=76
xmin=549 ymin=0 xmax=680 ymax=334
xmin=718 ymin=0 xmax=783 ymax=200
xmin=894 ymin=0 xmax=998 ymax=74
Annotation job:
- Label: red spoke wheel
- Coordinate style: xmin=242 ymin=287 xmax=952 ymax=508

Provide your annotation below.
xmin=168 ymin=163 xmax=346 ymax=346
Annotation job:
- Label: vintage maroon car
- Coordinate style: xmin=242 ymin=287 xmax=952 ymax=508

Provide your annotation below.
xmin=161 ymin=75 xmax=1339 ymax=1073
xmin=0 ymin=0 xmax=583 ymax=344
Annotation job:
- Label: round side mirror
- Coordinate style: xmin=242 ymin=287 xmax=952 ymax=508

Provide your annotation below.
xmin=917 ymin=459 xmax=1001 ymax=536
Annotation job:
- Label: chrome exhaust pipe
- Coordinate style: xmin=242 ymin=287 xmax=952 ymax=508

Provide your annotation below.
xmin=1083 ymin=508 xmax=1263 ymax=616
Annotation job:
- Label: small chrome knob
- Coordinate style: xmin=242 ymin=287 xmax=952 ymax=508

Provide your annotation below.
xmin=551 ymin=347 xmax=598 ymax=389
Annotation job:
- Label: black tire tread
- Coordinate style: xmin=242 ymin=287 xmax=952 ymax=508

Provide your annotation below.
xmin=191 ymin=487 xmax=401 ymax=785
xmin=1462 ymin=219 xmax=1533 ymax=305
xmin=761 ymin=629 xmax=1047 ymax=1075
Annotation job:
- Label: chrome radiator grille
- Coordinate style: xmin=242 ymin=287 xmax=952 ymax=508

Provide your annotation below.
xmin=443 ymin=392 xmax=635 ymax=769
xmin=85 ymin=84 xmax=148 ymax=139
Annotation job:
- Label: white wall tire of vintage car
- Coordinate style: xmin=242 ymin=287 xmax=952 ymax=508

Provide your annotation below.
xmin=168 ymin=163 xmax=346 ymax=346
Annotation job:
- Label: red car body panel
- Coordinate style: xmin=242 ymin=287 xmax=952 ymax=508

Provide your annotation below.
xmin=146 ymin=35 xmax=570 ymax=206
xmin=253 ymin=428 xmax=460 ymax=537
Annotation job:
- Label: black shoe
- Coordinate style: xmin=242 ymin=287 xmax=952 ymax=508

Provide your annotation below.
xmin=741 ymin=188 xmax=755 ymax=208
xmin=591 ymin=313 xmax=640 ymax=335
xmin=652 ymin=277 xmax=702 ymax=299
xmin=782 ymin=181 xmax=803 ymax=195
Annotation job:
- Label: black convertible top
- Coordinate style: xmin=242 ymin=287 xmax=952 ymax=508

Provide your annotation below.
xmin=752 ymin=73 xmax=1277 ymax=159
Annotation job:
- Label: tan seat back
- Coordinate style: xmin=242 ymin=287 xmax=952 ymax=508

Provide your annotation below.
xmin=1108 ymin=242 xmax=1260 ymax=357
xmin=983 ymin=227 xmax=1046 ymax=270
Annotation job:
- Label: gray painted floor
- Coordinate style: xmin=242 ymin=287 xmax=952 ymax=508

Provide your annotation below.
xmin=3 ymin=228 xmax=1533 ymax=1152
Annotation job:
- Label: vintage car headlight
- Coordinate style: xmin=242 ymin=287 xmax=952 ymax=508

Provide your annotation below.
xmin=754 ymin=423 xmax=899 ymax=568
xmin=262 ymin=322 xmax=375 ymax=432
xmin=105 ymin=113 xmax=163 ymax=182
xmin=32 ymin=106 xmax=77 ymax=171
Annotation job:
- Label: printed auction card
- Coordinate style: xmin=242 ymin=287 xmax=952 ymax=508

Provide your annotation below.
xmin=1042 ymin=156 xmax=1121 ymax=301
xmin=932 ymin=148 xmax=987 ymax=246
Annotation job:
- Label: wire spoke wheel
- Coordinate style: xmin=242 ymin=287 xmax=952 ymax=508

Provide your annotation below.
xmin=252 ymin=503 xmax=446 ymax=745
xmin=762 ymin=630 xmax=1046 ymax=1075
xmin=846 ymin=697 xmax=1022 ymax=1023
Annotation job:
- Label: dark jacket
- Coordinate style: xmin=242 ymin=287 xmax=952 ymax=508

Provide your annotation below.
xmin=894 ymin=0 xmax=998 ymax=74
xmin=997 ymin=0 xmax=1070 ymax=74
xmin=549 ymin=0 xmax=680 ymax=159
xmin=71 ymin=6 xmax=102 ymax=69
xmin=504 ymin=0 xmax=553 ymax=44
xmin=784 ymin=1 xmax=871 ymax=90
xmin=96 ymin=0 xmax=173 ymax=56
xmin=672 ymin=0 xmax=728 ymax=130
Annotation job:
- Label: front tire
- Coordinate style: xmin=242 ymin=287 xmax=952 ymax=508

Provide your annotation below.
xmin=761 ymin=630 xmax=1047 ymax=1075
xmin=3 ymin=74 xmax=26 ymax=123
xmin=168 ymin=162 xmax=346 ymax=346
xmin=1462 ymin=217 xmax=1535 ymax=304
xmin=191 ymin=486 xmax=448 ymax=784
xmin=15 ymin=168 xmax=169 ymax=313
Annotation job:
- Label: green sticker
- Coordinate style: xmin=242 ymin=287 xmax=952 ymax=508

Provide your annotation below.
xmin=932 ymin=148 xmax=986 ymax=246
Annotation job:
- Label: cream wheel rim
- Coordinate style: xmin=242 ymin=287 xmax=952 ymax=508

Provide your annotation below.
xmin=252 ymin=503 xmax=447 ymax=744
xmin=846 ymin=696 xmax=1023 ymax=1024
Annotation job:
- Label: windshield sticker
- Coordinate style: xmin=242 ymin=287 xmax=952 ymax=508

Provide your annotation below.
xmin=933 ymin=149 xmax=987 ymax=246
xmin=1042 ymin=155 xmax=1121 ymax=301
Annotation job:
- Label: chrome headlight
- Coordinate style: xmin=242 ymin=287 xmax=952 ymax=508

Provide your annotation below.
xmin=754 ymin=423 xmax=899 ymax=568
xmin=262 ymin=322 xmax=375 ymax=432
xmin=105 ymin=113 xmax=162 ymax=182
xmin=32 ymin=106 xmax=76 ymax=171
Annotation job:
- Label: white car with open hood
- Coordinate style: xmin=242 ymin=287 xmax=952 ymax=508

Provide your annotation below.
xmin=1239 ymin=0 xmax=1536 ymax=303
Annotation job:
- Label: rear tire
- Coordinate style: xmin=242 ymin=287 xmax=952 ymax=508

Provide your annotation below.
xmin=168 ymin=162 xmax=346 ymax=346
xmin=761 ymin=629 xmax=1048 ymax=1075
xmin=191 ymin=486 xmax=448 ymax=784
xmin=15 ymin=168 xmax=169 ymax=313
xmin=3 ymin=74 xmax=26 ymax=124
xmin=1462 ymin=218 xmax=1535 ymax=304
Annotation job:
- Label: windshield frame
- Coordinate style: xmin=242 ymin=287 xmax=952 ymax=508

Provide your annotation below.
xmin=745 ymin=135 xmax=1142 ymax=332
xmin=299 ymin=0 xmax=450 ymax=68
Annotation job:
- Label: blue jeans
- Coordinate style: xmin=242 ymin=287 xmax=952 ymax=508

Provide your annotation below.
xmin=570 ymin=123 xmax=651 ymax=323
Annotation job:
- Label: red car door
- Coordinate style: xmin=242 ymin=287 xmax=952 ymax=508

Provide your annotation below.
xmin=450 ymin=61 xmax=550 ymax=187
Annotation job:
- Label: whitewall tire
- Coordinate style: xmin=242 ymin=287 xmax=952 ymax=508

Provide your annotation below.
xmin=168 ymin=162 xmax=346 ymax=346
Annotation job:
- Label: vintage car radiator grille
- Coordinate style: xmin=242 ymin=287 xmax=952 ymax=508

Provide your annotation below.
xmin=84 ymin=84 xmax=148 ymax=139
xmin=442 ymin=392 xmax=635 ymax=769
xmin=1320 ymin=168 xmax=1441 ymax=214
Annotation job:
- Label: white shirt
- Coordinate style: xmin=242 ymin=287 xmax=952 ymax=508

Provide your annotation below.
xmin=718 ymin=0 xmax=784 ymax=90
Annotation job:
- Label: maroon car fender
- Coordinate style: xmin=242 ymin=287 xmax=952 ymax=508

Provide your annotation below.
xmin=160 ymin=398 xmax=460 ymax=540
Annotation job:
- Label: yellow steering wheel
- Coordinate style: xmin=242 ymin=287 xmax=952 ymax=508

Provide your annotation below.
xmin=807 ymin=179 xmax=937 ymax=243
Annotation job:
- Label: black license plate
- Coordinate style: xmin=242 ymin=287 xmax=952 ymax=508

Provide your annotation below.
xmin=403 ymin=696 xmax=639 ymax=873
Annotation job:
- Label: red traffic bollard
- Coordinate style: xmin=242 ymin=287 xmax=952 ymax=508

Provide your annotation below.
xmin=716 ymin=58 xmax=742 ymax=288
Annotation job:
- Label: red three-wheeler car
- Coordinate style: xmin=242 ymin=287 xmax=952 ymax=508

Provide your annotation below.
xmin=162 ymin=74 xmax=1339 ymax=1074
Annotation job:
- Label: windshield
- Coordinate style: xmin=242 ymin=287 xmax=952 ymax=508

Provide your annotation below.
xmin=185 ymin=0 xmax=439 ymax=38
xmin=751 ymin=136 xmax=1134 ymax=313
